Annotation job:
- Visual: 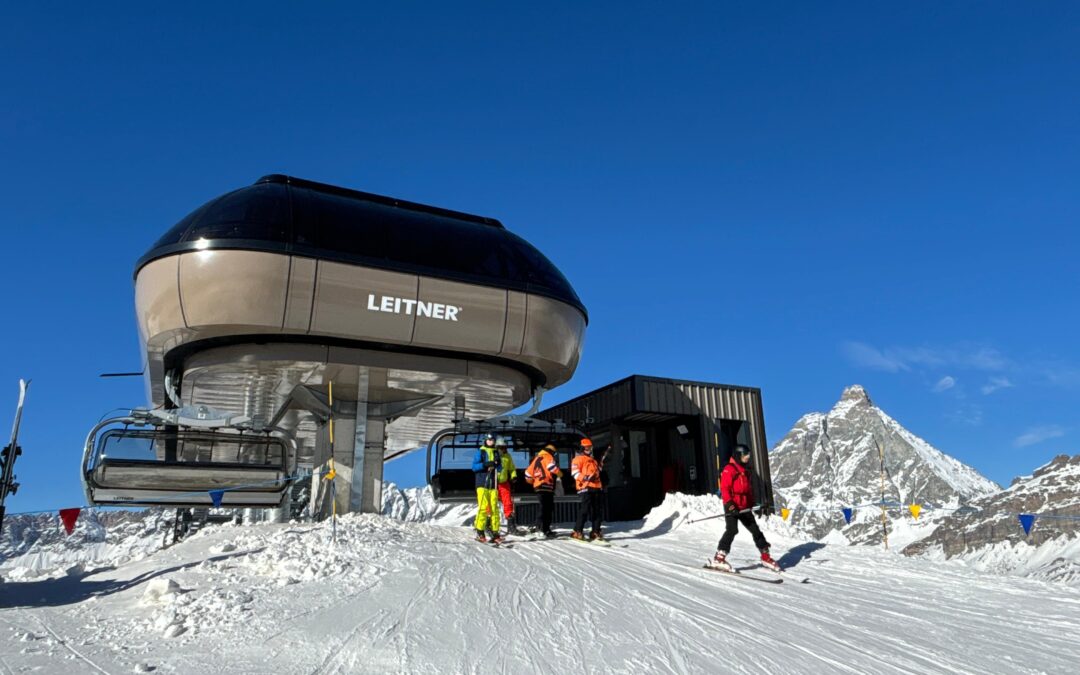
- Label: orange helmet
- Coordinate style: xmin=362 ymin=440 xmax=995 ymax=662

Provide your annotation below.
xmin=580 ymin=438 xmax=593 ymax=452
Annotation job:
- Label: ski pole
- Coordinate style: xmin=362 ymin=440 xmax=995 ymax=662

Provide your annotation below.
xmin=686 ymin=507 xmax=756 ymax=525
xmin=686 ymin=513 xmax=726 ymax=525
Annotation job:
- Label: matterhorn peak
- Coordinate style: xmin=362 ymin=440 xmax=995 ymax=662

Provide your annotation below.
xmin=770 ymin=383 xmax=999 ymax=541
xmin=839 ymin=384 xmax=873 ymax=406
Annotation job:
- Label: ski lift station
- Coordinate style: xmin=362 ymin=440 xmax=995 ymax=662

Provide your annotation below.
xmin=82 ymin=175 xmax=773 ymax=524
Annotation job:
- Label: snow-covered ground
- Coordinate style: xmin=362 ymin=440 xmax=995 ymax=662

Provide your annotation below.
xmin=2 ymin=493 xmax=1078 ymax=674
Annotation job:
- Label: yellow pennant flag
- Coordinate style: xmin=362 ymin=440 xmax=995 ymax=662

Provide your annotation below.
xmin=781 ymin=508 xmax=791 ymax=521
xmin=909 ymin=504 xmax=922 ymax=520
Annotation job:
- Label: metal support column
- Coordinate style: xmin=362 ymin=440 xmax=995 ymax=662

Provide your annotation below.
xmin=350 ymin=368 xmax=370 ymax=514
xmin=351 ymin=368 xmax=387 ymax=514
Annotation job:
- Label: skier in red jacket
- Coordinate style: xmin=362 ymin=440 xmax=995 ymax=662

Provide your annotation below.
xmin=709 ymin=445 xmax=781 ymax=573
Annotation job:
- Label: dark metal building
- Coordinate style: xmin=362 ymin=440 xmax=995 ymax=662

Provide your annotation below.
xmin=535 ymin=375 xmax=773 ymax=522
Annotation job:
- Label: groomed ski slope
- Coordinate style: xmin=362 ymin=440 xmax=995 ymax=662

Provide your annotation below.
xmin=2 ymin=495 xmax=1078 ymax=674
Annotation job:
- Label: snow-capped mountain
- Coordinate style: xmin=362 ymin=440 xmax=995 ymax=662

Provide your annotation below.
xmin=769 ymin=385 xmax=999 ymax=542
xmin=0 ymin=509 xmax=172 ymax=581
xmin=904 ymin=454 xmax=1080 ymax=584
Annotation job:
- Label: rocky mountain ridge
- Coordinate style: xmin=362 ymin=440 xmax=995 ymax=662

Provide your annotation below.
xmin=769 ymin=385 xmax=999 ymax=542
xmin=903 ymin=453 xmax=1080 ymax=584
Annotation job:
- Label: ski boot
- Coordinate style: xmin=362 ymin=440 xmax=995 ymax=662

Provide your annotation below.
xmin=759 ymin=549 xmax=782 ymax=573
xmin=589 ymin=531 xmax=605 ymax=542
xmin=490 ymin=534 xmax=505 ymax=545
xmin=570 ymin=531 xmax=586 ymax=541
xmin=707 ymin=550 xmax=733 ymax=573
xmin=543 ymin=530 xmax=558 ymax=539
xmin=475 ymin=530 xmax=487 ymax=543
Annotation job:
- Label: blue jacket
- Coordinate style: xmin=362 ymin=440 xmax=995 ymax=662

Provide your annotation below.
xmin=473 ymin=445 xmax=497 ymax=489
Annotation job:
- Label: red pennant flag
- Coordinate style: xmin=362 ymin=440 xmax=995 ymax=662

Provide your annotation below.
xmin=59 ymin=508 xmax=82 ymax=535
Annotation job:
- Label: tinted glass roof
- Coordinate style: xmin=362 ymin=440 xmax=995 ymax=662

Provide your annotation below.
xmin=138 ymin=175 xmax=586 ymax=319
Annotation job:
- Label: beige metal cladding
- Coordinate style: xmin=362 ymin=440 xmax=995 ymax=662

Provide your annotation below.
xmin=135 ymin=250 xmax=586 ymax=388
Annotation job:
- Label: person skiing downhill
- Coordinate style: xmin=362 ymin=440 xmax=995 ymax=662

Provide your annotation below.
xmin=571 ymin=438 xmax=605 ymax=541
xmin=493 ymin=436 xmax=521 ymax=535
xmin=709 ymin=445 xmax=781 ymax=572
xmin=472 ymin=433 xmax=503 ymax=544
xmin=525 ymin=443 xmax=562 ymax=537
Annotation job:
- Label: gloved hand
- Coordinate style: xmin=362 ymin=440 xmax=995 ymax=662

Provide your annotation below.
xmin=485 ymin=461 xmax=497 ymax=470
xmin=724 ymin=501 xmax=738 ymax=515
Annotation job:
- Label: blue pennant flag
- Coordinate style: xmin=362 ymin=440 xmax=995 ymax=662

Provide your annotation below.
xmin=842 ymin=507 xmax=853 ymax=524
xmin=1018 ymin=514 xmax=1036 ymax=536
xmin=209 ymin=490 xmax=225 ymax=508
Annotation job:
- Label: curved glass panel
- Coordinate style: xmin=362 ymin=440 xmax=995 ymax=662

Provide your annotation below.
xmin=503 ymin=231 xmax=582 ymax=308
xmin=140 ymin=178 xmax=586 ymax=317
xmin=180 ymin=184 xmax=290 ymax=242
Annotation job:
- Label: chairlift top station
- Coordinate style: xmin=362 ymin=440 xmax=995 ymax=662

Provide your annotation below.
xmin=83 ymin=175 xmax=588 ymax=512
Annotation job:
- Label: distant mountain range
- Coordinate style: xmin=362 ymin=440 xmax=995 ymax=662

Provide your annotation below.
xmin=1 ymin=509 xmax=170 ymax=580
xmin=769 ymin=384 xmax=1079 ymax=583
xmin=903 ymin=454 xmax=1080 ymax=584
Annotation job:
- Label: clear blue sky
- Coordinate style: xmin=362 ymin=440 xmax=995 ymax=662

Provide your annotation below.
xmin=2 ymin=3 xmax=1078 ymax=512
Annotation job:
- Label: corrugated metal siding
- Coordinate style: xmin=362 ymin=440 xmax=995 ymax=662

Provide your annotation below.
xmin=537 ymin=377 xmax=635 ymax=425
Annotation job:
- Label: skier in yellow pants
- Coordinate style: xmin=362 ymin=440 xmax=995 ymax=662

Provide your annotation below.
xmin=472 ymin=433 xmax=502 ymax=543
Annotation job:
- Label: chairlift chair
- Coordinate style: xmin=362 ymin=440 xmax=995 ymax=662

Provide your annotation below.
xmin=82 ymin=406 xmax=297 ymax=508
xmin=426 ymin=415 xmax=585 ymax=503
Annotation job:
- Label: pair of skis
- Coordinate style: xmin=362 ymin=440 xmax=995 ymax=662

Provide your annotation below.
xmin=0 ymin=380 xmax=29 ymax=538
xmin=567 ymin=535 xmax=628 ymax=549
xmin=701 ymin=559 xmax=808 ymax=584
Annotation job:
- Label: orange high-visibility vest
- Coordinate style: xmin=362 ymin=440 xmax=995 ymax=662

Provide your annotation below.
xmin=526 ymin=448 xmax=560 ymax=490
xmin=571 ymin=454 xmax=602 ymax=492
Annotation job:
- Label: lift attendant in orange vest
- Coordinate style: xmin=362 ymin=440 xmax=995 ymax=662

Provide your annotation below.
xmin=525 ymin=444 xmax=561 ymax=538
xmin=571 ymin=438 xmax=605 ymax=541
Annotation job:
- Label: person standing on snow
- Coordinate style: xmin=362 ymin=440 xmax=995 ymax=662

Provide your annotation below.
xmin=525 ymin=443 xmax=562 ymax=537
xmin=493 ymin=436 xmax=521 ymax=535
xmin=472 ymin=433 xmax=503 ymax=543
xmin=709 ymin=445 xmax=781 ymax=572
xmin=571 ymin=438 xmax=605 ymax=541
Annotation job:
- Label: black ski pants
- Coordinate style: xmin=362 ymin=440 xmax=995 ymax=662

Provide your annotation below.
xmin=717 ymin=511 xmax=770 ymax=553
xmin=575 ymin=489 xmax=603 ymax=534
xmin=535 ymin=490 xmax=555 ymax=534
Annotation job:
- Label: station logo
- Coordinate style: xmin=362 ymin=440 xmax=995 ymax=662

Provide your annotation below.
xmin=367 ymin=294 xmax=461 ymax=321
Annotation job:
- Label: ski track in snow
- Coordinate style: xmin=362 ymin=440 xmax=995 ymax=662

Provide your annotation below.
xmin=1 ymin=498 xmax=1079 ymax=674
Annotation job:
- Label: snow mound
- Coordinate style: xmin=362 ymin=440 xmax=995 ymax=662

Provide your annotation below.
xmin=380 ymin=482 xmax=475 ymax=526
xmin=626 ymin=492 xmax=813 ymax=544
xmin=633 ymin=492 xmax=722 ymax=534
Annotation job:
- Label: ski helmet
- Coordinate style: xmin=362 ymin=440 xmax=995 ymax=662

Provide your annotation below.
xmin=495 ymin=436 xmax=508 ymax=447
xmin=483 ymin=433 xmax=495 ymax=445
xmin=735 ymin=445 xmax=751 ymax=461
